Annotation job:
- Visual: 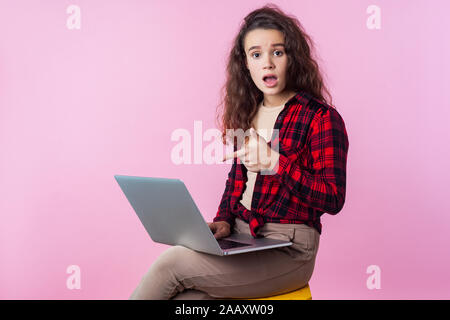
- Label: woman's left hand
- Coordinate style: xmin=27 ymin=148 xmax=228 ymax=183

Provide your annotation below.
xmin=222 ymin=127 xmax=279 ymax=172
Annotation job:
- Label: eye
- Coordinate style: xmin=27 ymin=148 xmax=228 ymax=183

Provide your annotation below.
xmin=274 ymin=50 xmax=283 ymax=56
xmin=251 ymin=50 xmax=284 ymax=59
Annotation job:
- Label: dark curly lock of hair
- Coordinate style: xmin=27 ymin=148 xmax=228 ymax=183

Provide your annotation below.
xmin=215 ymin=3 xmax=334 ymax=146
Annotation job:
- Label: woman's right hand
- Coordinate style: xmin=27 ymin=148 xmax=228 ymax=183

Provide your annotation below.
xmin=207 ymin=221 xmax=231 ymax=239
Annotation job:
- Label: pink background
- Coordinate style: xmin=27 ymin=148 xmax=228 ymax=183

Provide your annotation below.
xmin=1 ymin=0 xmax=449 ymax=299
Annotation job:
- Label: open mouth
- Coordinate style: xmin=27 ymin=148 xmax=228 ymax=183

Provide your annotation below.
xmin=263 ymin=75 xmax=278 ymax=87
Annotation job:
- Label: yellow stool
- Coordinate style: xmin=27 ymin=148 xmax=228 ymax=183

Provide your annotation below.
xmin=246 ymin=284 xmax=312 ymax=300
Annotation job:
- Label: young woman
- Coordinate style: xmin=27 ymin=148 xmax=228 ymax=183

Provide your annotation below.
xmin=129 ymin=4 xmax=349 ymax=300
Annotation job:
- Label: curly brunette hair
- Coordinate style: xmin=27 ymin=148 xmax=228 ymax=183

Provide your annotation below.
xmin=215 ymin=3 xmax=333 ymax=145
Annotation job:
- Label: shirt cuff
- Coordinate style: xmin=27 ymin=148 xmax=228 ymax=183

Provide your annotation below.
xmin=213 ymin=215 xmax=236 ymax=229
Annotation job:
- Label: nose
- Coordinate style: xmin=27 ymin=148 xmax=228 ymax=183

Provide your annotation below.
xmin=263 ymin=52 xmax=275 ymax=69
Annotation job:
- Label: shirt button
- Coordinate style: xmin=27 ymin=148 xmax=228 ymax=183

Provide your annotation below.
xmin=278 ymin=116 xmax=282 ymax=120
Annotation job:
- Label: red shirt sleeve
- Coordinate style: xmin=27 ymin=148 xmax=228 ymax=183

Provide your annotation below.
xmin=273 ymin=107 xmax=349 ymax=214
xmin=213 ymin=149 xmax=238 ymax=228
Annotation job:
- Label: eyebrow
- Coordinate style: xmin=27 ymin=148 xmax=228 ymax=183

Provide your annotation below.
xmin=248 ymin=43 xmax=285 ymax=53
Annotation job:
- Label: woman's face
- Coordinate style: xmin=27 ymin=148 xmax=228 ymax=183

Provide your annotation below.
xmin=244 ymin=28 xmax=290 ymax=101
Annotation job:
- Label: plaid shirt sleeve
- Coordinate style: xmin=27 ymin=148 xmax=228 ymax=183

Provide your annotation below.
xmin=273 ymin=107 xmax=349 ymax=214
xmin=213 ymin=148 xmax=238 ymax=228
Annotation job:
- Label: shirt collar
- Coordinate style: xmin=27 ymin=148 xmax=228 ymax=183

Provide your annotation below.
xmin=285 ymin=90 xmax=314 ymax=108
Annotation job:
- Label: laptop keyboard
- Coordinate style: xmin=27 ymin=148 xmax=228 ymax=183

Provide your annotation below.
xmin=217 ymin=239 xmax=251 ymax=250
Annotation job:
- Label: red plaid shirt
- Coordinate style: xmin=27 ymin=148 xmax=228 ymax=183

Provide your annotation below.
xmin=213 ymin=90 xmax=349 ymax=237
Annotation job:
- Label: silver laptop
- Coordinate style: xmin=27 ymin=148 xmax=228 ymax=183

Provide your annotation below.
xmin=114 ymin=175 xmax=292 ymax=256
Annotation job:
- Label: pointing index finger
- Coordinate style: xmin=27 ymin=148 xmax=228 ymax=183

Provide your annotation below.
xmin=222 ymin=148 xmax=246 ymax=162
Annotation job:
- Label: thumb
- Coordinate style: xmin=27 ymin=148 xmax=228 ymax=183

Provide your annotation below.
xmin=250 ymin=127 xmax=267 ymax=143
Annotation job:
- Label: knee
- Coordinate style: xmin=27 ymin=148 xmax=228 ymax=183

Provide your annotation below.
xmin=151 ymin=245 xmax=192 ymax=273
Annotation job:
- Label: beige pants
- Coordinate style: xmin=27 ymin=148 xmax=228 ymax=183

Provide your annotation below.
xmin=129 ymin=217 xmax=320 ymax=300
